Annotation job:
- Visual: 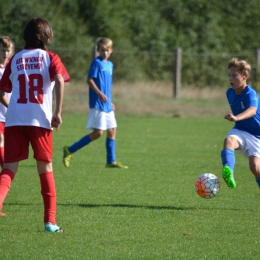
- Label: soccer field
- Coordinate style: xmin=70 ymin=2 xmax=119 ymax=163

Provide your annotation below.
xmin=1 ymin=116 xmax=259 ymax=259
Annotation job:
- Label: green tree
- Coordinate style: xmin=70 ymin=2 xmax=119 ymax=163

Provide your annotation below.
xmin=1 ymin=0 xmax=260 ymax=85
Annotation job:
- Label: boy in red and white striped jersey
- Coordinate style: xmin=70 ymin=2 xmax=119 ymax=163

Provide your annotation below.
xmin=0 ymin=18 xmax=70 ymax=232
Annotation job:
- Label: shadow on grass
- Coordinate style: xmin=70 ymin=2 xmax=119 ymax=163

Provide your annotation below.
xmin=78 ymin=203 xmax=188 ymax=211
xmin=75 ymin=203 xmax=255 ymax=211
xmin=4 ymin=202 xmax=259 ymax=212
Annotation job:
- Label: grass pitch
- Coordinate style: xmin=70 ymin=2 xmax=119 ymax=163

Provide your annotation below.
xmin=0 ymin=116 xmax=259 ymax=259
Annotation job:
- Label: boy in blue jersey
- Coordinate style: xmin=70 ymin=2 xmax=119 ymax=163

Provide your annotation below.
xmin=221 ymin=58 xmax=260 ymax=189
xmin=63 ymin=38 xmax=127 ymax=169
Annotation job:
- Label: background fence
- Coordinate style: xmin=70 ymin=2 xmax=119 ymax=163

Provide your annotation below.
xmin=47 ymin=46 xmax=259 ymax=93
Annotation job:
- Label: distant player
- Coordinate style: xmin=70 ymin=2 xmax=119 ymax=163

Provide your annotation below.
xmin=0 ymin=18 xmax=70 ymax=233
xmin=221 ymin=58 xmax=260 ymax=189
xmin=63 ymin=37 xmax=127 ymax=169
xmin=0 ymin=36 xmax=14 ymax=168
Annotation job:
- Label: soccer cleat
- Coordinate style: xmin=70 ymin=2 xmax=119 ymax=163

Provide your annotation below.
xmin=63 ymin=146 xmax=73 ymax=167
xmin=0 ymin=211 xmax=6 ymax=216
xmin=106 ymin=161 xmax=128 ymax=169
xmin=44 ymin=222 xmax=65 ymax=233
xmin=222 ymin=165 xmax=236 ymax=188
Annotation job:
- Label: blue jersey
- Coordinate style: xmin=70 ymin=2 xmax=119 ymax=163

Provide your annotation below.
xmin=226 ymin=85 xmax=260 ymax=137
xmin=87 ymin=56 xmax=113 ymax=112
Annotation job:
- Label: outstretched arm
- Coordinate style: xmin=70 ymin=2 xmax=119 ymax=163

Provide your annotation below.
xmin=51 ymin=74 xmax=64 ymax=131
xmin=224 ymin=106 xmax=256 ymax=122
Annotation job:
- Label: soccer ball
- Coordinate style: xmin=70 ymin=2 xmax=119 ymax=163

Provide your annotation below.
xmin=195 ymin=173 xmax=220 ymax=199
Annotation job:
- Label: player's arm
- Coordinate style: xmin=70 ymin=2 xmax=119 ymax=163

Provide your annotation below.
xmin=51 ymin=74 xmax=64 ymax=131
xmin=224 ymin=106 xmax=256 ymax=122
xmin=87 ymin=77 xmax=108 ymax=103
xmin=0 ymin=90 xmax=9 ymax=107
xmin=112 ymin=103 xmax=115 ymax=111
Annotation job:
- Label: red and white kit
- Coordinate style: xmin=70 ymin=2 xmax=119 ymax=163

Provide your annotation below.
xmin=0 ymin=47 xmax=70 ymax=227
xmin=0 ymin=48 xmax=70 ymax=129
xmin=0 ymin=65 xmax=11 ymax=124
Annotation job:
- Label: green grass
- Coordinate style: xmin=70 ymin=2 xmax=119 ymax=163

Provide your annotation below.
xmin=1 ymin=116 xmax=260 ymax=259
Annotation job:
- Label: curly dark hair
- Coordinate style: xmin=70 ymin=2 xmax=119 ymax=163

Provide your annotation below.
xmin=23 ymin=18 xmax=53 ymax=50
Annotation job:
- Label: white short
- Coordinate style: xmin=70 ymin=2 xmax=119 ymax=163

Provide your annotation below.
xmin=86 ymin=108 xmax=117 ymax=130
xmin=227 ymin=129 xmax=260 ymax=158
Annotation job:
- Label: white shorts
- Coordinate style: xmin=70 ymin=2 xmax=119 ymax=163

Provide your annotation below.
xmin=227 ymin=129 xmax=260 ymax=158
xmin=86 ymin=108 xmax=117 ymax=130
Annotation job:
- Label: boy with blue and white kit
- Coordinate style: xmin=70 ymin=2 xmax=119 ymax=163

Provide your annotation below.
xmin=221 ymin=58 xmax=260 ymax=189
xmin=63 ymin=37 xmax=127 ymax=169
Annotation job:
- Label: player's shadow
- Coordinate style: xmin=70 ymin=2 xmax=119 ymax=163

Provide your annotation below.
xmin=4 ymin=202 xmax=256 ymax=211
xmin=75 ymin=203 xmax=256 ymax=211
xmin=71 ymin=203 xmax=259 ymax=212
xmin=77 ymin=203 xmax=195 ymax=211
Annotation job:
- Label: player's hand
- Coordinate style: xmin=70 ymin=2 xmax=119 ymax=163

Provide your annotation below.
xmin=112 ymin=103 xmax=115 ymax=111
xmin=224 ymin=113 xmax=237 ymax=122
xmin=98 ymin=93 xmax=108 ymax=103
xmin=51 ymin=114 xmax=62 ymax=131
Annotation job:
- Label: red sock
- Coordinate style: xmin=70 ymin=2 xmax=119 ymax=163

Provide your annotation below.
xmin=0 ymin=147 xmax=4 ymax=169
xmin=0 ymin=169 xmax=15 ymax=210
xmin=39 ymin=172 xmax=57 ymax=225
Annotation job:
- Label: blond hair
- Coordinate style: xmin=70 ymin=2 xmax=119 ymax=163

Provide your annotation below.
xmin=97 ymin=37 xmax=113 ymax=51
xmin=228 ymin=58 xmax=251 ymax=76
xmin=0 ymin=36 xmax=14 ymax=49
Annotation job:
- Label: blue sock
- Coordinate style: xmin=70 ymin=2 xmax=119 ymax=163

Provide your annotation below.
xmin=69 ymin=135 xmax=92 ymax=153
xmin=221 ymin=149 xmax=235 ymax=173
xmin=256 ymin=178 xmax=260 ymax=188
xmin=106 ymin=138 xmax=116 ymax=164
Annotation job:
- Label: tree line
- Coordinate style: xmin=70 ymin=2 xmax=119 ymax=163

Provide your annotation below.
xmin=0 ymin=0 xmax=260 ymax=86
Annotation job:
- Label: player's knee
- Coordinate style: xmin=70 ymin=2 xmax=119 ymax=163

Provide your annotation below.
xmin=223 ymin=136 xmax=239 ymax=150
xmin=92 ymin=131 xmax=103 ymax=140
xmin=107 ymin=128 xmax=116 ymax=139
xmin=249 ymin=161 xmax=260 ymax=177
